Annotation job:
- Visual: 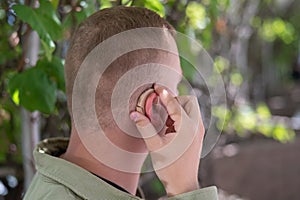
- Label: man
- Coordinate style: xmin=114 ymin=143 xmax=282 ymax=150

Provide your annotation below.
xmin=24 ymin=6 xmax=218 ymax=199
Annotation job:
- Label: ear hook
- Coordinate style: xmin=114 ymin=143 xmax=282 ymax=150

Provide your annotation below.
xmin=136 ymin=88 xmax=155 ymax=114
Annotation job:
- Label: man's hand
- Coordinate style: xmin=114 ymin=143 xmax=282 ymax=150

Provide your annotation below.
xmin=130 ymin=85 xmax=205 ymax=196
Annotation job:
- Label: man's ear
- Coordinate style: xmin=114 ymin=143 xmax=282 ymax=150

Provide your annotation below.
xmin=144 ymin=92 xmax=158 ymax=119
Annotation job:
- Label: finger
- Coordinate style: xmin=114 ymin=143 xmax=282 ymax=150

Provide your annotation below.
xmin=177 ymin=96 xmax=205 ymax=135
xmin=130 ymin=111 xmax=163 ymax=151
xmin=154 ymin=85 xmax=182 ymax=122
xmin=175 ymin=95 xmax=190 ymax=108
xmin=151 ymin=103 xmax=168 ymax=131
xmin=176 ymin=96 xmax=200 ymax=120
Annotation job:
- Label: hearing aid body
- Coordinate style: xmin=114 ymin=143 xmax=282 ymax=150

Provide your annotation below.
xmin=136 ymin=88 xmax=157 ymax=118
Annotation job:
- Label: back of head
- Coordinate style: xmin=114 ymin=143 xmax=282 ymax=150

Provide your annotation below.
xmin=65 ymin=6 xmax=180 ymax=134
xmin=65 ymin=6 xmax=177 ymax=130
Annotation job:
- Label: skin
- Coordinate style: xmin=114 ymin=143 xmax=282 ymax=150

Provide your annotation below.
xmin=61 ymin=51 xmax=204 ymax=196
xmin=130 ymin=85 xmax=204 ymax=196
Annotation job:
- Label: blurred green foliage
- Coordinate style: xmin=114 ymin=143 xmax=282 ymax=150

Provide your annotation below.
xmin=255 ymin=17 xmax=296 ymax=44
xmin=213 ymin=103 xmax=295 ymax=143
xmin=1 ymin=0 xmax=298 ymax=151
xmin=8 ymin=56 xmax=64 ymax=113
xmin=13 ymin=0 xmax=63 ymax=59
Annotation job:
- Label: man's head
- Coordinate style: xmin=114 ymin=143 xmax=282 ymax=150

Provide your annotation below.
xmin=65 ymin=6 xmax=182 ymax=142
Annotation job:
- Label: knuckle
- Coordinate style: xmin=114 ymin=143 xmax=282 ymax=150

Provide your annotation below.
xmin=189 ymin=95 xmax=198 ymax=103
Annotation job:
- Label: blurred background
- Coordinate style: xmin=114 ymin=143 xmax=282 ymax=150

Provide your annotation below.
xmin=0 ymin=0 xmax=299 ymax=199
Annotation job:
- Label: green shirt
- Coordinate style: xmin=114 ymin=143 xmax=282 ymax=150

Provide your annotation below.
xmin=24 ymin=137 xmax=218 ymax=200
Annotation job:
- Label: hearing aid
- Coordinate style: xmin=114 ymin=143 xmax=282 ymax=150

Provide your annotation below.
xmin=136 ymin=88 xmax=158 ymax=118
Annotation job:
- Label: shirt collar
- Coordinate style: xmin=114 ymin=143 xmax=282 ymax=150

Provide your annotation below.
xmin=34 ymin=137 xmax=141 ymax=200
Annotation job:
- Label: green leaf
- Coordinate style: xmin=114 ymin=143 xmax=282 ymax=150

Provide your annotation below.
xmin=273 ymin=124 xmax=295 ymax=143
xmin=0 ymin=9 xmax=5 ymax=19
xmin=186 ymin=2 xmax=207 ymax=30
xmin=37 ymin=56 xmax=65 ymax=91
xmin=50 ymin=0 xmax=59 ymax=10
xmin=256 ymin=103 xmax=271 ymax=119
xmin=13 ymin=1 xmax=62 ymax=60
xmin=8 ymin=68 xmax=56 ymax=113
xmin=39 ymin=0 xmax=61 ymax=29
xmin=122 ymin=0 xmax=133 ymax=6
xmin=212 ymin=105 xmax=231 ymax=131
xmin=40 ymin=40 xmax=55 ymax=61
xmin=214 ymin=56 xmax=230 ymax=73
xmin=230 ymin=72 xmax=243 ymax=86
xmin=180 ymin=57 xmax=196 ymax=81
xmin=151 ymin=178 xmax=165 ymax=196
xmin=80 ymin=0 xmax=96 ymax=17
xmin=100 ymin=0 xmax=113 ymax=9
xmin=177 ymin=29 xmax=198 ymax=81
xmin=144 ymin=0 xmax=165 ymax=17
xmin=12 ymin=90 xmax=20 ymax=105
xmin=208 ymin=0 xmax=218 ymax=20
xmin=257 ymin=120 xmax=273 ymax=137
xmin=235 ymin=105 xmax=256 ymax=131
xmin=74 ymin=9 xmax=89 ymax=24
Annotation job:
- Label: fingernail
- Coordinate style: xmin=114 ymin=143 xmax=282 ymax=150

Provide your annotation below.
xmin=162 ymin=89 xmax=168 ymax=97
xmin=130 ymin=112 xmax=138 ymax=122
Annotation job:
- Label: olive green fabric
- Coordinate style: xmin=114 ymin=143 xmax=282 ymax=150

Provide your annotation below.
xmin=24 ymin=137 xmax=218 ymax=200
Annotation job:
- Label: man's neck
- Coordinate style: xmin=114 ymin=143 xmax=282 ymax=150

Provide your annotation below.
xmin=60 ymin=130 xmax=145 ymax=195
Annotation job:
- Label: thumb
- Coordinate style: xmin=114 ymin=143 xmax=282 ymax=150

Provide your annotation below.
xmin=130 ymin=111 xmax=163 ymax=151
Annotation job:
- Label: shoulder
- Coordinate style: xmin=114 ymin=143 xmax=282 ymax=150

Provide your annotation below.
xmin=23 ymin=173 xmax=81 ymax=200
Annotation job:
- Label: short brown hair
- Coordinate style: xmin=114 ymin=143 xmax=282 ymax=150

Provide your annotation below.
xmin=65 ymin=6 xmax=175 ymax=128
